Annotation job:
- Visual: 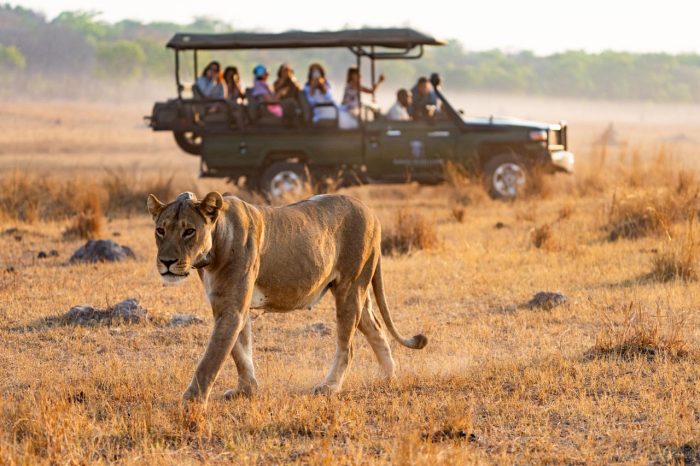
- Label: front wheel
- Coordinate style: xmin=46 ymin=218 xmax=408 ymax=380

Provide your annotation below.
xmin=260 ymin=161 xmax=309 ymax=201
xmin=483 ymin=153 xmax=528 ymax=199
xmin=173 ymin=131 xmax=202 ymax=156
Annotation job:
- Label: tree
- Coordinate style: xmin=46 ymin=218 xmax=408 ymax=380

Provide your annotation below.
xmin=0 ymin=44 xmax=26 ymax=70
xmin=95 ymin=40 xmax=145 ymax=80
xmin=51 ymin=10 xmax=109 ymax=41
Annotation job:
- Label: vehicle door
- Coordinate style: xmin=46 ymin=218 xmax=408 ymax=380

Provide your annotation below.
xmin=364 ymin=118 xmax=455 ymax=181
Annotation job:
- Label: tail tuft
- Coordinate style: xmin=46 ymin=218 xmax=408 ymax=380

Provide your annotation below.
xmin=409 ymin=334 xmax=428 ymax=350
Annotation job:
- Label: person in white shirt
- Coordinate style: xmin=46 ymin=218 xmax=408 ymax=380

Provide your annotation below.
xmin=386 ymin=89 xmax=411 ymax=121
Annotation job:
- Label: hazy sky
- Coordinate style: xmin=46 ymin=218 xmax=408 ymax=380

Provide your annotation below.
xmin=13 ymin=0 xmax=700 ymax=54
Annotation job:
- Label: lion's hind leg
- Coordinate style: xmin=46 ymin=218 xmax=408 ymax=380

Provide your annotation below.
xmin=313 ymin=283 xmax=365 ymax=395
xmin=224 ymin=316 xmax=258 ymax=399
xmin=358 ymin=294 xmax=395 ymax=379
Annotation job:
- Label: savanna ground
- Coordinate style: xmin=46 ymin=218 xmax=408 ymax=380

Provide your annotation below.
xmin=0 ymin=95 xmax=699 ymax=464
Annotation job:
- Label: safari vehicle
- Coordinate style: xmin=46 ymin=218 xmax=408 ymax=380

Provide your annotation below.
xmin=147 ymin=28 xmax=574 ymax=199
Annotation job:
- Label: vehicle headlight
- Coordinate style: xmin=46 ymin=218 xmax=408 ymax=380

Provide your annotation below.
xmin=528 ymin=130 xmax=547 ymax=142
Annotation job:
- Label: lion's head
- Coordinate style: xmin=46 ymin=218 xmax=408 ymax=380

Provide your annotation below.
xmin=146 ymin=191 xmax=224 ymax=284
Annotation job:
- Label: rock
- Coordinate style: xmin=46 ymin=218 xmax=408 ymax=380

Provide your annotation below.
xmin=65 ymin=298 xmax=148 ymax=325
xmin=495 ymin=222 xmax=506 ymax=229
xmin=37 ymin=251 xmax=47 ymax=259
xmin=5 ymin=266 xmax=15 ymax=273
xmin=66 ymin=305 xmax=106 ymax=324
xmin=111 ymin=298 xmax=148 ymax=323
xmin=168 ymin=314 xmax=204 ymax=327
xmin=527 ymin=291 xmax=568 ymax=310
xmin=69 ymin=240 xmax=135 ymax=264
xmin=306 ymin=322 xmax=332 ymax=336
xmin=49 ymin=249 xmax=59 ymax=257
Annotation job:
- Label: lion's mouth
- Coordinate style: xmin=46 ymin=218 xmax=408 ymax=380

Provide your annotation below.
xmin=160 ymin=271 xmax=190 ymax=278
xmin=160 ymin=270 xmax=190 ymax=285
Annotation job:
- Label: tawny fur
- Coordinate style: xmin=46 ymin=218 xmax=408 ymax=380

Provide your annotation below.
xmin=147 ymin=191 xmax=427 ymax=405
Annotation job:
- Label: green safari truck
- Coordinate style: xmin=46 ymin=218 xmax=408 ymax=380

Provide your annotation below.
xmin=147 ymin=28 xmax=574 ymax=199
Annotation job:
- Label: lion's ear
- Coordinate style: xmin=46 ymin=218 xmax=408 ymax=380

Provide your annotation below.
xmin=147 ymin=194 xmax=165 ymax=220
xmin=199 ymin=191 xmax=223 ymax=222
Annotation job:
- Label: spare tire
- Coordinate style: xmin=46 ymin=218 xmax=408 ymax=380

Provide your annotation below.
xmin=173 ymin=131 xmax=202 ymax=156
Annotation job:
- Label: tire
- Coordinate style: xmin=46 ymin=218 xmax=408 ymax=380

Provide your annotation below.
xmin=483 ymin=153 xmax=528 ymax=199
xmin=173 ymin=131 xmax=202 ymax=156
xmin=259 ymin=161 xmax=309 ymax=200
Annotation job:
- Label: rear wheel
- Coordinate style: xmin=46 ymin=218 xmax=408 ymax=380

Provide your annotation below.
xmin=173 ymin=131 xmax=202 ymax=156
xmin=260 ymin=161 xmax=309 ymax=200
xmin=483 ymin=153 xmax=528 ymax=199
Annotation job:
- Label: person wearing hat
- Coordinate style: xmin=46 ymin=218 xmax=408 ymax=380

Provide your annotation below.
xmin=251 ymin=64 xmax=283 ymax=118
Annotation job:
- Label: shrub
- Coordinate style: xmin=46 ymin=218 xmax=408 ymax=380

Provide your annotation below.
xmin=381 ymin=209 xmax=438 ymax=256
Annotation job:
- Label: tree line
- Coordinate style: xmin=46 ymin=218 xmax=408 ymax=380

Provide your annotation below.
xmin=1 ymin=5 xmax=700 ymax=102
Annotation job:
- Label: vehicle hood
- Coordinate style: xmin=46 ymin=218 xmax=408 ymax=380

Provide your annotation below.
xmin=462 ymin=116 xmax=557 ymax=130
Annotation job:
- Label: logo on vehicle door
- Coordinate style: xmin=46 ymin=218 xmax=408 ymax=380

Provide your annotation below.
xmin=410 ymin=140 xmax=424 ymax=158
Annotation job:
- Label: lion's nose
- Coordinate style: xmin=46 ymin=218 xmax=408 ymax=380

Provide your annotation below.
xmin=159 ymin=258 xmax=177 ymax=269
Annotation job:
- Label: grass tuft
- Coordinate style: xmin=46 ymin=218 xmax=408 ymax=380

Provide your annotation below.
xmin=381 ymin=209 xmax=438 ymax=256
xmin=531 ymin=223 xmax=556 ymax=250
xmin=62 ymin=184 xmax=105 ymax=240
xmin=587 ymin=303 xmax=690 ymax=360
xmin=649 ymin=213 xmax=698 ymax=282
xmin=606 ymin=189 xmax=698 ymax=241
xmin=450 ymin=204 xmax=466 ymax=223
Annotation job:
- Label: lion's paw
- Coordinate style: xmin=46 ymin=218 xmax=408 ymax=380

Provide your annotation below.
xmin=312 ymin=384 xmax=339 ymax=395
xmin=223 ymin=387 xmax=256 ymax=400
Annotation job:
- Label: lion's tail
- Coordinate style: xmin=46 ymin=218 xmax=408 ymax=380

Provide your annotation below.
xmin=371 ymin=255 xmax=428 ymax=350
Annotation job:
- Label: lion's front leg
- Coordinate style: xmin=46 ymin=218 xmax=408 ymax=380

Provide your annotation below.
xmin=224 ymin=315 xmax=258 ymax=399
xmin=183 ymin=310 xmax=246 ymax=405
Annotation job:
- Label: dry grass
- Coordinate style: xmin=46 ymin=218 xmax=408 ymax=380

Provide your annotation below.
xmin=103 ymin=168 xmax=178 ymax=217
xmin=524 ymin=165 xmax=553 ymax=199
xmin=649 ymin=213 xmax=699 ymax=282
xmin=530 ymin=223 xmax=556 ymax=250
xmin=1 ymin=101 xmax=700 ymax=464
xmin=443 ymin=161 xmax=488 ymax=207
xmin=605 ymin=188 xmax=698 ymax=241
xmin=381 ymin=209 xmax=438 ymax=256
xmin=450 ymin=203 xmax=466 ymax=223
xmin=588 ymin=303 xmax=690 ymax=360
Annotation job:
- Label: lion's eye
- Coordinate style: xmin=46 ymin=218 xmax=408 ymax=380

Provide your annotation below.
xmin=156 ymin=227 xmax=165 ymax=237
xmin=183 ymin=228 xmax=196 ymax=238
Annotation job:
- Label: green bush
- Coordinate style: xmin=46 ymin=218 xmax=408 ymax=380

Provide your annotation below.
xmin=95 ymin=40 xmax=146 ymax=80
xmin=0 ymin=44 xmax=26 ymax=71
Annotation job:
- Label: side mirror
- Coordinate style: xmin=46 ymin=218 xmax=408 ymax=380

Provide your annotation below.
xmin=430 ymin=73 xmax=441 ymax=88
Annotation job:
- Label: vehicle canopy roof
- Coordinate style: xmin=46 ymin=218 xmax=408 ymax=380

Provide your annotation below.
xmin=166 ymin=28 xmax=445 ymax=50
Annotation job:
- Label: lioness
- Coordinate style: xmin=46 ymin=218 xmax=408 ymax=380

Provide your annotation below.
xmin=147 ymin=191 xmax=427 ymax=404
